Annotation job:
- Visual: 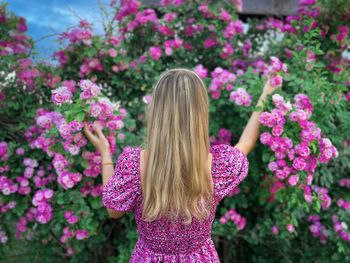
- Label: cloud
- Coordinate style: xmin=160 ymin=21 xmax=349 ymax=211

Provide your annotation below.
xmin=7 ymin=0 xmax=110 ymax=59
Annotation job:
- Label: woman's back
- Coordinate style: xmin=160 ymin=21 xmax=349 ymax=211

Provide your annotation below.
xmin=102 ymin=143 xmax=249 ymax=262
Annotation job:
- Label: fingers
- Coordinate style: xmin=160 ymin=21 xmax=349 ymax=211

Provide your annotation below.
xmin=83 ymin=123 xmax=98 ymax=143
xmin=83 ymin=123 xmax=92 ymax=138
xmin=92 ymin=124 xmax=106 ymax=139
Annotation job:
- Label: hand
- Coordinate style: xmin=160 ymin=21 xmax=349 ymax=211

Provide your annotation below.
xmin=262 ymin=75 xmax=282 ymax=96
xmin=83 ymin=123 xmax=110 ymax=155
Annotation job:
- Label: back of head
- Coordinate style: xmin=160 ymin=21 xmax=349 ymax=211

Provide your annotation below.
xmin=141 ymin=68 xmax=213 ymax=225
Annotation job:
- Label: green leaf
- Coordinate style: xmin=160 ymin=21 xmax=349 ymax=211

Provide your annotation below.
xmin=79 ymin=158 xmax=88 ymax=168
xmin=86 ymin=48 xmax=95 ymax=58
xmin=76 ymin=112 xmax=86 ymax=122
xmin=44 ymin=126 xmax=59 ymax=138
xmin=125 ymin=119 xmax=136 ymax=130
xmin=66 ymin=114 xmax=75 ymax=122
xmin=13 ymin=202 xmax=26 ymax=216
xmin=209 ymin=104 xmax=216 ymax=113
xmin=315 ymin=199 xmax=321 ymax=213
xmin=57 ymin=192 xmax=67 ymax=205
xmin=91 ymin=198 xmax=102 ymax=209
xmin=262 ymin=152 xmax=271 ymax=162
xmin=69 ymin=190 xmax=83 ymax=202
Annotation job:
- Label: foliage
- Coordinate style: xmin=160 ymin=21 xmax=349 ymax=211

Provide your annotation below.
xmin=0 ymin=0 xmax=350 ymax=262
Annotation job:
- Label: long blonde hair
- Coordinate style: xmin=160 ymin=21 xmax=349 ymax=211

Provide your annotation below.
xmin=141 ymin=68 xmax=213 ymax=225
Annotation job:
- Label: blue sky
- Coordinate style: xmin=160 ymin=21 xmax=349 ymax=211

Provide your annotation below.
xmin=7 ymin=0 xmax=112 ymax=61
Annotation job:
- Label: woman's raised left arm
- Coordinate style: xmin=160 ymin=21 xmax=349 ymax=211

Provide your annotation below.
xmin=83 ymin=123 xmax=126 ymax=219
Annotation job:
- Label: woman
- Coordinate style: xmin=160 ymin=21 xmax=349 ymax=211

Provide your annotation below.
xmin=83 ymin=68 xmax=278 ymax=262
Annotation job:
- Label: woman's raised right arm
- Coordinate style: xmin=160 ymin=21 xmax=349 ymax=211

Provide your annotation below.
xmin=235 ymin=77 xmax=280 ymax=156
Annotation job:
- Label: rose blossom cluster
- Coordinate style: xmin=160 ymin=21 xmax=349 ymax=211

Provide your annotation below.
xmin=60 ymin=226 xmax=89 ymax=243
xmin=250 ymin=57 xmax=288 ymax=90
xmin=16 ymin=58 xmax=40 ymax=91
xmin=79 ymin=58 xmax=104 ymax=78
xmin=332 ymin=214 xmax=350 ymax=242
xmin=223 ymin=20 xmax=244 ymax=39
xmin=78 ymin=79 xmax=101 ymax=100
xmin=53 ymin=50 xmax=69 ymax=65
xmin=0 ymin=143 xmax=17 ymax=195
xmin=163 ymin=12 xmax=177 ymax=23
xmin=81 ymin=151 xmax=102 ymax=178
xmin=15 ymin=216 xmax=29 ymax=239
xmin=0 ymin=201 xmax=16 ymax=213
xmin=337 ymin=198 xmax=350 ymax=211
xmin=208 ymin=67 xmax=237 ymax=99
xmin=64 ymin=210 xmax=79 ymax=225
xmin=0 ymin=142 xmax=9 ymax=162
xmin=271 ymin=225 xmax=279 ymax=235
xmin=28 ymin=95 xmax=121 ymax=186
xmin=229 ymin=87 xmax=253 ymax=107
xmin=114 ymin=0 xmax=141 ymax=22
xmin=60 ymin=226 xmax=75 ymax=243
xmin=267 ymin=179 xmax=286 ymax=202
xmin=197 ymin=3 xmax=217 ymax=19
xmin=210 ymin=128 xmax=233 ymax=146
xmin=193 ymin=64 xmax=208 ymax=79
xmin=0 ymin=174 xmax=18 ymax=195
xmin=57 ymin=120 xmax=86 ymax=154
xmin=15 ymin=157 xmax=38 ymax=195
xmin=59 ymin=20 xmax=93 ymax=45
xmin=184 ymin=19 xmax=204 ymax=37
xmin=339 ymin=178 xmax=350 ymax=189
xmin=15 ymin=206 xmax=49 ymax=239
xmin=51 ymin=86 xmax=73 ymax=106
xmin=286 ymin=223 xmax=295 ymax=233
xmin=219 ymin=209 xmax=246 ymax=230
xmin=0 ymin=9 xmax=31 ymax=56
xmin=163 ymin=38 xmax=183 ymax=55
xmin=255 ymin=0 xmax=319 ymax=35
xmin=142 ymin=94 xmax=153 ymax=104
xmin=32 ymin=165 xmax=55 ymax=188
xmin=28 ymin=80 xmax=128 ymax=190
xmin=76 ymin=229 xmax=89 ymax=240
xmin=0 ymin=142 xmax=11 ymax=192
xmin=156 ymin=21 xmax=175 ymax=37
xmin=149 ymin=46 xmax=162 ymax=61
xmin=302 ymin=184 xmax=313 ymax=203
xmin=0 ymin=230 xmax=8 ymax=244
xmin=259 ymin=93 xmax=338 ymax=187
xmin=307 ymin=215 xmax=328 ymax=244
xmin=125 ymin=8 xmax=158 ymax=32
xmin=31 ymin=188 xmax=54 ymax=224
xmin=310 ymin=185 xmax=331 ymax=210
xmin=26 ymin=109 xmax=63 ymax=155
xmin=53 ymin=153 xmax=82 ymax=190
xmin=254 ymin=0 xmax=348 ymax=75
xmin=266 ymin=56 xmax=288 ymax=88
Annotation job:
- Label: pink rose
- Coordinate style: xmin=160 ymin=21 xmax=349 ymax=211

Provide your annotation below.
xmin=149 ymin=46 xmax=162 ymax=61
xmin=286 ymin=224 xmax=295 ymax=233
xmin=292 ymin=157 xmax=306 ymax=171
xmin=272 ymin=125 xmax=284 ymax=136
xmin=108 ymin=48 xmax=118 ymax=58
xmin=287 ymin=174 xmax=299 ymax=186
xmin=270 ymin=75 xmax=283 ymax=88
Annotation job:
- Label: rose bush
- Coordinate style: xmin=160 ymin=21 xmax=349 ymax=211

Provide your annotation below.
xmin=0 ymin=0 xmax=349 ymax=262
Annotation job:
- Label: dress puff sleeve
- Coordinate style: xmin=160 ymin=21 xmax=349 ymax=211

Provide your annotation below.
xmin=102 ymin=146 xmax=141 ymax=212
xmin=212 ymin=144 xmax=249 ymax=203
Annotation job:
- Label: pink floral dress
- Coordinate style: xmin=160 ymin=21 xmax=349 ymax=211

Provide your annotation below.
xmin=102 ymin=143 xmax=249 ymax=262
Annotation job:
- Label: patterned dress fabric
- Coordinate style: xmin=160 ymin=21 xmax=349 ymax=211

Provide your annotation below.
xmin=102 ymin=143 xmax=249 ymax=262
